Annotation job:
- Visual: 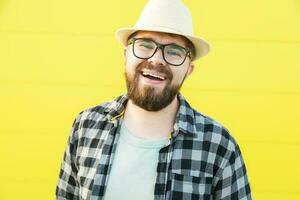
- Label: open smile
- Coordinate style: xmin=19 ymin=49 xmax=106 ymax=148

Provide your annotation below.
xmin=139 ymin=70 xmax=167 ymax=86
xmin=141 ymin=70 xmax=166 ymax=81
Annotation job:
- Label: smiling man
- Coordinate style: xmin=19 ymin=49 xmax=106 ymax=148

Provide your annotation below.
xmin=56 ymin=0 xmax=251 ymax=200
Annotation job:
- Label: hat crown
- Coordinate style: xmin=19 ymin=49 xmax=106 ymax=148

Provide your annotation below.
xmin=115 ymin=0 xmax=210 ymax=60
xmin=134 ymin=0 xmax=193 ymax=35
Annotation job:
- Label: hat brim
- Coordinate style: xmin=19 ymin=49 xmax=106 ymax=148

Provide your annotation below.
xmin=115 ymin=27 xmax=210 ymax=60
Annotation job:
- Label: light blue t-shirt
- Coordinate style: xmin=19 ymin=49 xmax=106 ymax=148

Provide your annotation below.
xmin=104 ymin=123 xmax=169 ymax=200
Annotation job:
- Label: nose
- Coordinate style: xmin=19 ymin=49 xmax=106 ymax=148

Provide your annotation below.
xmin=147 ymin=47 xmax=167 ymax=66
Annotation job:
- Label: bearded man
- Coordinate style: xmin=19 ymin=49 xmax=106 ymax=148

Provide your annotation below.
xmin=56 ymin=0 xmax=252 ymax=199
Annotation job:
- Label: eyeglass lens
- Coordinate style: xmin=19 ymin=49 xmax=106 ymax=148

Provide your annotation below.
xmin=133 ymin=39 xmax=188 ymax=66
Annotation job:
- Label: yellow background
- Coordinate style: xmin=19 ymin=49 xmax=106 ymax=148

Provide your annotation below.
xmin=0 ymin=0 xmax=299 ymax=199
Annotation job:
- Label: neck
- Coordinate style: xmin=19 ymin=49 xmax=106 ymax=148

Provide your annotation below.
xmin=122 ymin=96 xmax=179 ymax=139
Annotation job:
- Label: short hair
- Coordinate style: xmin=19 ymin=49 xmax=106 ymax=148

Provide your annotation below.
xmin=181 ymin=37 xmax=196 ymax=61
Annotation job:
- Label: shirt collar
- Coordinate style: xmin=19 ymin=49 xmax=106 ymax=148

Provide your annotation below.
xmin=175 ymin=94 xmax=196 ymax=137
xmin=105 ymin=93 xmax=196 ymax=138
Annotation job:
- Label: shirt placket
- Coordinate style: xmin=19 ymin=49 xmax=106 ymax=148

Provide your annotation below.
xmin=154 ymin=134 xmax=176 ymax=200
xmin=90 ymin=118 xmax=121 ymax=200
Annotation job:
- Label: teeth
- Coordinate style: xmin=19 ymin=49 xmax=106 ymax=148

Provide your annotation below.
xmin=142 ymin=72 xmax=165 ymax=80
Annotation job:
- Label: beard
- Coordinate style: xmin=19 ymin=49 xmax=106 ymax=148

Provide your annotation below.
xmin=125 ymin=61 xmax=184 ymax=112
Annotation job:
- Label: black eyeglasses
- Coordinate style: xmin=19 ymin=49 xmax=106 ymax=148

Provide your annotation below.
xmin=128 ymin=38 xmax=191 ymax=66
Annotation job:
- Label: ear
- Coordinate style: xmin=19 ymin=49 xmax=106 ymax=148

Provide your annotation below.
xmin=123 ymin=47 xmax=128 ymax=65
xmin=186 ymin=62 xmax=194 ymax=76
xmin=124 ymin=47 xmax=128 ymax=57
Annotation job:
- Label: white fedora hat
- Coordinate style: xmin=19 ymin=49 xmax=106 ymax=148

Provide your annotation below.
xmin=115 ymin=0 xmax=210 ymax=60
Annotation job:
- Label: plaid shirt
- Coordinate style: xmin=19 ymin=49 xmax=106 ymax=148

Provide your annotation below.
xmin=56 ymin=94 xmax=252 ymax=200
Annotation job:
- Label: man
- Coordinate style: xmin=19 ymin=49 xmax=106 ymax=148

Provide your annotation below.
xmin=56 ymin=0 xmax=252 ymax=199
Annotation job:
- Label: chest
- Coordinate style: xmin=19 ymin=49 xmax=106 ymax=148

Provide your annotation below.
xmin=76 ymin=137 xmax=215 ymax=200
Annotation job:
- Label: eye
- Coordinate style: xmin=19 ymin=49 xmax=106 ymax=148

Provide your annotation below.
xmin=136 ymin=40 xmax=155 ymax=50
xmin=165 ymin=46 xmax=186 ymax=58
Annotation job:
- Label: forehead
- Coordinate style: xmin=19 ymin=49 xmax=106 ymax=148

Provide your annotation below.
xmin=133 ymin=31 xmax=187 ymax=47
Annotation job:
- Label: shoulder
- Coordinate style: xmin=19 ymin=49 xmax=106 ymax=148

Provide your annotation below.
xmin=193 ymin=109 xmax=238 ymax=152
xmin=177 ymin=94 xmax=239 ymax=157
xmin=183 ymin=107 xmax=241 ymax=176
xmin=72 ymin=94 xmax=127 ymax=130
xmin=68 ymin=98 xmax=122 ymax=143
xmin=73 ymin=101 xmax=111 ymax=128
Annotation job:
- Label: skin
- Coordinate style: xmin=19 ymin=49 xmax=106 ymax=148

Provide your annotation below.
xmin=122 ymin=31 xmax=195 ymax=139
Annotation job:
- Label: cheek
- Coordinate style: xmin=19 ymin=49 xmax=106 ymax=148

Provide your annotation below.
xmin=125 ymin=52 xmax=141 ymax=73
xmin=170 ymin=68 xmax=188 ymax=84
xmin=125 ymin=59 xmax=145 ymax=81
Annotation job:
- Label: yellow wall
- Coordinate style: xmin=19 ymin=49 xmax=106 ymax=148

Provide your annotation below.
xmin=0 ymin=0 xmax=299 ymax=199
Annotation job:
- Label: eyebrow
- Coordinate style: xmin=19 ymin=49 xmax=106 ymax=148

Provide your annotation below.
xmin=136 ymin=37 xmax=187 ymax=49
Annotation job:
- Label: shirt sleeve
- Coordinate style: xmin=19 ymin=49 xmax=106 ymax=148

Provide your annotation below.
xmin=56 ymin=114 xmax=82 ymax=200
xmin=213 ymin=144 xmax=252 ymax=200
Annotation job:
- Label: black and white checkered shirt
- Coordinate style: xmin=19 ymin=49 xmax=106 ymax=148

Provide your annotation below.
xmin=56 ymin=94 xmax=252 ymax=200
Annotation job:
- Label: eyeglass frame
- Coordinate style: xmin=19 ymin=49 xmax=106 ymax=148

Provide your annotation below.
xmin=128 ymin=37 xmax=192 ymax=66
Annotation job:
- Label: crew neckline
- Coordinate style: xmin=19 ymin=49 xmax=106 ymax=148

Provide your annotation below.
xmin=119 ymin=123 xmax=169 ymax=149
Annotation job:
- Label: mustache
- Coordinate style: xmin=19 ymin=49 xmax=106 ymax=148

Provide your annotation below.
xmin=135 ymin=61 xmax=173 ymax=80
